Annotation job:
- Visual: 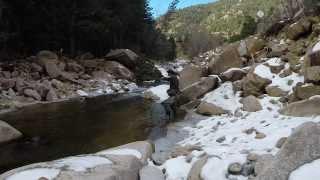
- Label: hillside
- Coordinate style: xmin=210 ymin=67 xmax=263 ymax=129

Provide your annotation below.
xmin=162 ymin=0 xmax=281 ymax=40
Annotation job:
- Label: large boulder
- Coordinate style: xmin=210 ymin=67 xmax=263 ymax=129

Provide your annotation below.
xmin=179 ymin=64 xmax=206 ymax=90
xmin=209 ymin=44 xmax=243 ymax=75
xmin=292 ymin=83 xmax=320 ymax=101
xmin=280 ymin=96 xmax=320 ymax=117
xmin=303 ymin=41 xmax=320 ymax=82
xmin=286 ymin=18 xmax=312 ymax=40
xmin=187 ymin=155 xmax=209 ymax=180
xmin=0 ymin=141 xmax=153 ymax=180
xmin=139 ymin=166 xmax=164 ymax=180
xmin=0 ymin=120 xmax=22 ymax=144
xmin=242 ymin=65 xmax=273 ymax=96
xmin=105 ymin=49 xmax=140 ymax=70
xmin=246 ymin=37 xmax=267 ymax=56
xmin=197 ymin=82 xmax=240 ymax=115
xmin=104 ymin=61 xmax=135 ymax=81
xmin=255 ymin=122 xmax=320 ymax=180
xmin=220 ymin=68 xmax=247 ymax=82
xmin=37 ymin=50 xmax=61 ymax=78
xmin=178 ymin=76 xmax=219 ymax=104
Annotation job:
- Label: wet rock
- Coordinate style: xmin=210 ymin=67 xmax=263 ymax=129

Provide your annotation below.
xmin=209 ymin=44 xmax=243 ymax=75
xmin=240 ymin=95 xmax=262 ymax=112
xmin=247 ymin=153 xmax=259 ymax=162
xmin=24 ymin=89 xmax=42 ymax=101
xmin=280 ymin=96 xmax=320 ymax=117
xmin=139 ymin=166 xmax=164 ymax=180
xmin=31 ymin=63 xmax=43 ymax=72
xmin=255 ymin=122 xmax=320 ymax=180
xmin=228 ymin=162 xmax=242 ymax=175
xmin=0 ymin=120 xmax=22 ymax=144
xmin=187 ymin=155 xmax=209 ymax=180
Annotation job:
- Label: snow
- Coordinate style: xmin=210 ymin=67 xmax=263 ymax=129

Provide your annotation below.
xmin=145 ymin=85 xmax=170 ymax=102
xmin=161 ymin=93 xmax=320 ymax=180
xmin=156 ymin=65 xmax=169 ymax=77
xmin=98 ymin=148 xmax=142 ymax=159
xmin=270 ymin=72 xmax=304 ymax=92
xmin=266 ymin=58 xmax=282 ymax=66
xmin=254 ymin=64 xmax=274 ymax=80
xmin=53 ymin=155 xmax=113 ymax=172
xmin=201 ymin=82 xmax=241 ymax=114
xmin=289 ymin=159 xmax=320 ymax=180
xmin=7 ymin=168 xmax=60 ymax=180
xmin=161 ymin=156 xmax=193 ymax=180
xmin=312 ymin=42 xmax=320 ymax=52
xmin=77 ymin=90 xmax=89 ymax=96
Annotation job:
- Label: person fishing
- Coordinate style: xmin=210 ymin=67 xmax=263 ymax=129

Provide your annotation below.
xmin=161 ymin=69 xmax=181 ymax=121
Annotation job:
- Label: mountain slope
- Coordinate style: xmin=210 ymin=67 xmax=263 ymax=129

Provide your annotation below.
xmin=162 ymin=0 xmax=281 ymax=40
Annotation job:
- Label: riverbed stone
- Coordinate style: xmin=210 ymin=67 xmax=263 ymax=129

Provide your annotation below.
xmin=0 ymin=120 xmax=22 ymax=144
xmin=228 ymin=162 xmax=242 ymax=175
xmin=179 ymin=64 xmax=206 ymax=90
xmin=139 ymin=166 xmax=165 ymax=180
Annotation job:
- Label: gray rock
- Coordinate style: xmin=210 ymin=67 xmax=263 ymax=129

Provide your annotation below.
xmin=240 ymin=95 xmax=262 ymax=112
xmin=228 ymin=162 xmax=242 ymax=175
xmin=254 ymin=154 xmax=275 ymax=176
xmin=209 ymin=44 xmax=243 ymax=75
xmin=139 ymin=166 xmax=164 ymax=180
xmin=187 ymin=155 xmax=209 ymax=180
xmin=241 ymin=162 xmax=255 ymax=177
xmin=220 ymin=68 xmax=247 ymax=82
xmin=197 ymin=102 xmax=229 ymax=116
xmin=179 ymin=64 xmax=206 ymax=90
xmin=105 ymin=49 xmax=140 ymax=70
xmin=255 ymin=122 xmax=320 ymax=180
xmin=216 ymin=136 xmax=226 ymax=143
xmin=280 ymin=96 xmax=320 ymax=117
xmin=24 ymin=89 xmax=42 ymax=101
xmin=275 ymin=137 xmax=287 ymax=149
xmin=0 ymin=120 xmax=22 ymax=144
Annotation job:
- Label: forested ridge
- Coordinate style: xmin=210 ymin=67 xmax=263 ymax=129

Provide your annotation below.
xmin=0 ymin=0 xmax=175 ymax=60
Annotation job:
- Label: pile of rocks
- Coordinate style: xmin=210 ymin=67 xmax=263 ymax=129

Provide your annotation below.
xmin=0 ymin=49 xmax=161 ymax=111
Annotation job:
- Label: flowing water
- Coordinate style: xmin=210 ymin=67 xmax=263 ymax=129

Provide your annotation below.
xmin=0 ymin=93 xmax=165 ymax=173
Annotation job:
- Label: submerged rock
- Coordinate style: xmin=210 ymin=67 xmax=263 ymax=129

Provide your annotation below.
xmin=0 ymin=120 xmax=22 ymax=144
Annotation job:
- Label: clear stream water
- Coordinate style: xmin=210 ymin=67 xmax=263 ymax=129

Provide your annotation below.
xmin=0 ymin=93 xmax=167 ymax=173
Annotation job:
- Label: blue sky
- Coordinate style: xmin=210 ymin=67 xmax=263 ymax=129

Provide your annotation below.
xmin=150 ymin=0 xmax=215 ymax=17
